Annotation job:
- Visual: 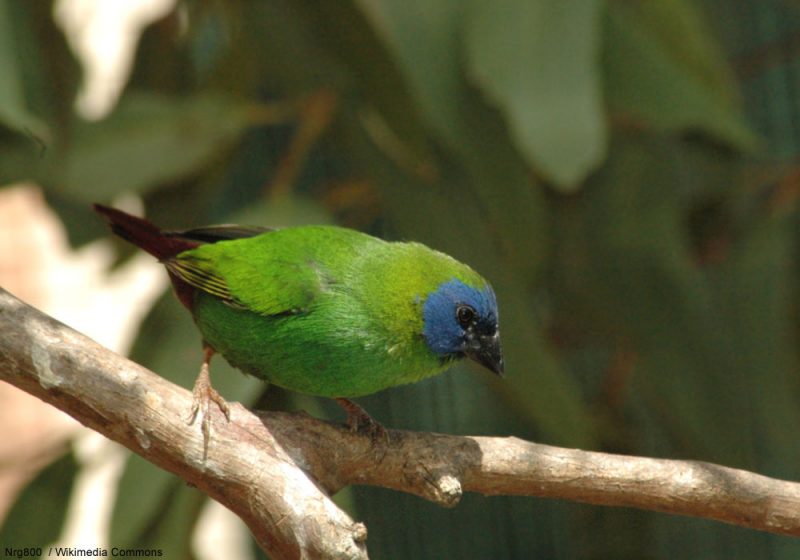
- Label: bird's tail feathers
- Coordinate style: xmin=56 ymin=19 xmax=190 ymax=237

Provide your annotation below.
xmin=93 ymin=204 xmax=197 ymax=260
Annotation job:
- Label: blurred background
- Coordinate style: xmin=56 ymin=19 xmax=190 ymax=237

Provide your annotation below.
xmin=1 ymin=0 xmax=800 ymax=558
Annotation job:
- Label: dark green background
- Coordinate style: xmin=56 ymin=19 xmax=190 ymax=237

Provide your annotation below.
xmin=2 ymin=0 xmax=800 ymax=557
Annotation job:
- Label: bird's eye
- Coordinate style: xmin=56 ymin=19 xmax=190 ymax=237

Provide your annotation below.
xmin=456 ymin=305 xmax=476 ymax=327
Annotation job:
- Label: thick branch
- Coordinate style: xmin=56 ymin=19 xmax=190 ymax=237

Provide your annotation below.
xmin=1 ymin=287 xmax=799 ymax=560
xmin=0 ymin=288 xmax=367 ymax=559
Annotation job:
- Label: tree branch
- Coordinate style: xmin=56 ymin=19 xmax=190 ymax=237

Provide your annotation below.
xmin=1 ymin=287 xmax=799 ymax=560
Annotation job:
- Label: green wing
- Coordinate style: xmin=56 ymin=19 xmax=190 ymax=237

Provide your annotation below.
xmin=164 ymin=233 xmax=325 ymax=316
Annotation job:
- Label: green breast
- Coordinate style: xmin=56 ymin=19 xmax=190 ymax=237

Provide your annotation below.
xmin=192 ymin=293 xmax=449 ymax=397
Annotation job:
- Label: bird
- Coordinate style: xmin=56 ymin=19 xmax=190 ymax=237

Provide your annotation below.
xmin=94 ymin=204 xmax=504 ymax=442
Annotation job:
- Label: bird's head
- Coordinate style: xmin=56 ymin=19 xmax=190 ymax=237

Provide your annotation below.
xmin=422 ymin=278 xmax=504 ymax=376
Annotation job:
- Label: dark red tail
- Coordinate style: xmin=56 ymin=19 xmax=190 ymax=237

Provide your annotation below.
xmin=93 ymin=204 xmax=198 ymax=261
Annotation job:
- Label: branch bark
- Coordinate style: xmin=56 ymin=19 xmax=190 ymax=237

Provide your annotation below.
xmin=1 ymin=287 xmax=799 ymax=559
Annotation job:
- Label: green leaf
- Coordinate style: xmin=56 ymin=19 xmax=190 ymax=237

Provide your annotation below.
xmin=604 ymin=1 xmax=757 ymax=151
xmin=134 ymin=483 xmax=206 ymax=558
xmin=0 ymin=450 xmax=78 ymax=549
xmin=293 ymin=0 xmax=433 ymax=167
xmin=9 ymin=0 xmax=80 ymax=131
xmin=464 ymin=0 xmax=606 ymax=189
xmin=0 ymin=1 xmax=80 ymax=186
xmin=712 ymin=212 xmax=800 ymax=477
xmin=0 ymin=130 xmax=45 ymax=186
xmin=232 ymin=193 xmax=334 ymax=228
xmin=109 ymin=452 xmax=206 ymax=557
xmin=357 ymin=0 xmax=464 ymax=145
xmin=109 ymin=451 xmax=176 ymax=548
xmin=549 ymin=138 xmax=795 ymax=467
xmin=495 ymin=281 xmax=596 ymax=446
xmin=57 ymin=93 xmax=253 ymax=202
xmin=0 ymin=0 xmax=49 ymax=138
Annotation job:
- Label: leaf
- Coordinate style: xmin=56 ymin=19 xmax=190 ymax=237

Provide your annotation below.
xmin=0 ymin=450 xmax=78 ymax=548
xmin=712 ymin=212 xmax=800 ymax=476
xmin=357 ymin=0 xmax=464 ymax=145
xmin=110 ymin=452 xmax=206 ymax=557
xmin=464 ymin=0 xmax=606 ymax=190
xmin=134 ymin=483 xmax=206 ymax=558
xmin=109 ymin=452 xmax=176 ymax=548
xmin=43 ymin=190 xmax=109 ymax=247
xmin=232 ymin=193 xmax=333 ymax=228
xmin=604 ymin=1 xmax=757 ymax=151
xmin=0 ymin=129 xmax=46 ymax=186
xmin=57 ymin=93 xmax=253 ymax=202
xmin=0 ymin=0 xmax=73 ymax=184
xmin=10 ymin=0 xmax=80 ymax=130
xmin=293 ymin=0 xmax=433 ymax=167
xmin=0 ymin=0 xmax=49 ymax=138
xmin=549 ymin=138 xmax=800 ymax=470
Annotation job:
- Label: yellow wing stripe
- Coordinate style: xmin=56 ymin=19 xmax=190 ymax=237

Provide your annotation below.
xmin=165 ymin=259 xmax=246 ymax=309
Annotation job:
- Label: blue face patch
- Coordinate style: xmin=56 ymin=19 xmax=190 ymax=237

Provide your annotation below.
xmin=422 ymin=278 xmax=499 ymax=357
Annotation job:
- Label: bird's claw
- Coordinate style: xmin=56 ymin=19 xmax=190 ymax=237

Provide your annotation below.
xmin=188 ymin=367 xmax=231 ymax=453
xmin=336 ymin=398 xmax=390 ymax=445
xmin=354 ymin=416 xmax=390 ymax=445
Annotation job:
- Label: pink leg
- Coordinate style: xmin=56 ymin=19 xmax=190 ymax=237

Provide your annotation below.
xmin=188 ymin=346 xmax=231 ymax=446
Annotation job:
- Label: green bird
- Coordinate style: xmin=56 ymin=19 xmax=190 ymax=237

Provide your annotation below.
xmin=94 ymin=204 xmax=503 ymax=439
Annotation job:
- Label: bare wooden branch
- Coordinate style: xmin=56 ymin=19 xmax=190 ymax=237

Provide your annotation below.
xmin=0 ymin=287 xmax=367 ymax=559
xmin=1 ymin=287 xmax=799 ymax=560
xmin=266 ymin=417 xmax=800 ymax=536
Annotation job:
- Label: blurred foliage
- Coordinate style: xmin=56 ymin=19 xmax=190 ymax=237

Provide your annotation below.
xmin=0 ymin=450 xmax=77 ymax=550
xmin=2 ymin=0 xmax=800 ymax=558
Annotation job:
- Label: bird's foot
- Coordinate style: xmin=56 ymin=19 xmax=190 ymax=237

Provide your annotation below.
xmin=335 ymin=398 xmax=389 ymax=444
xmin=187 ymin=357 xmax=231 ymax=450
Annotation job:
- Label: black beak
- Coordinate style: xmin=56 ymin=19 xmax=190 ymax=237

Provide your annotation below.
xmin=465 ymin=332 xmax=504 ymax=377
